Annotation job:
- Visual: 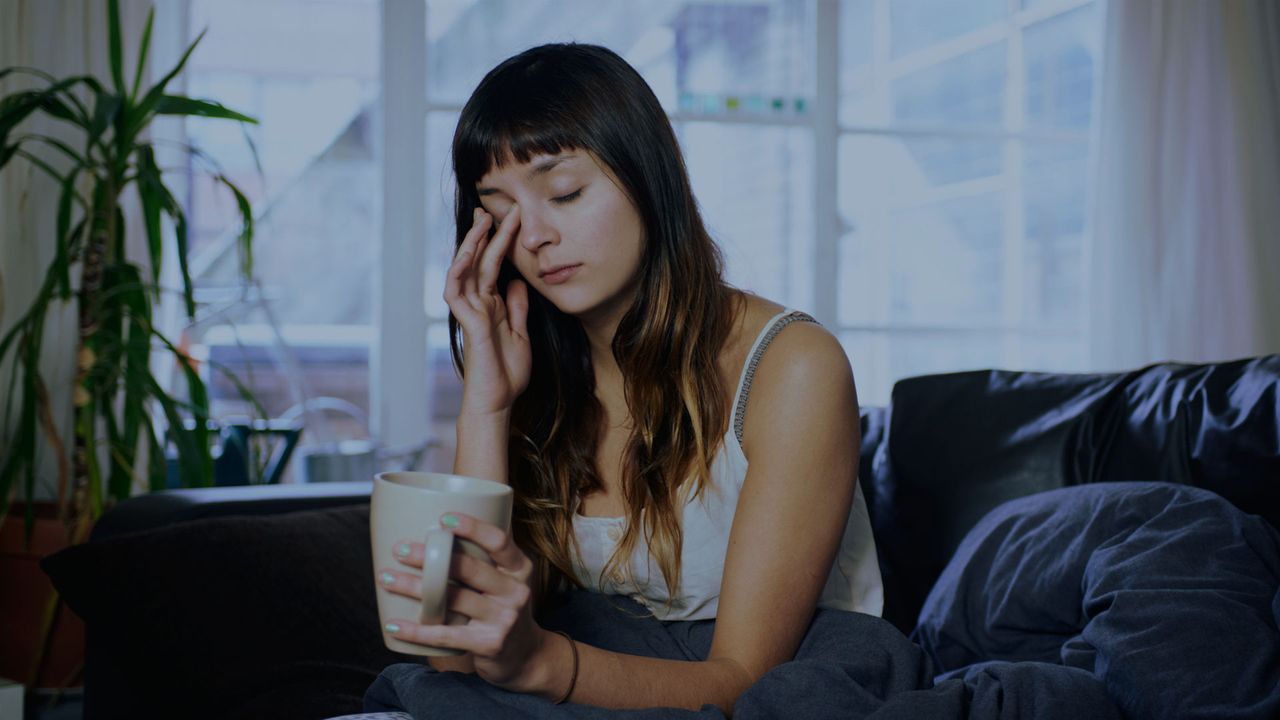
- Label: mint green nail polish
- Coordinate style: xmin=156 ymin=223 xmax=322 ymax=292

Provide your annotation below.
xmin=385 ymin=623 xmax=401 ymax=634
xmin=441 ymin=513 xmax=459 ymax=529
xmin=396 ymin=543 xmax=412 ymax=558
xmin=380 ymin=572 xmax=396 ymax=586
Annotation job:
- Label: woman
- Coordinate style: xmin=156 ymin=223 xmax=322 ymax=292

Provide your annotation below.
xmin=368 ymin=43 xmax=882 ymax=715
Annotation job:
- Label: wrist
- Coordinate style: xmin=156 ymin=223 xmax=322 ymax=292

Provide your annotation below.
xmin=519 ymin=627 xmax=574 ymax=701
xmin=455 ymin=406 xmax=512 ymax=426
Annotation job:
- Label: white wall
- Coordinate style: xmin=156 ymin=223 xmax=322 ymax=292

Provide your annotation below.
xmin=0 ymin=0 xmax=155 ymax=499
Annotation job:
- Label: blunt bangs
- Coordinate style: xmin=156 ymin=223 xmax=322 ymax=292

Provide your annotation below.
xmin=453 ymin=47 xmax=617 ymax=192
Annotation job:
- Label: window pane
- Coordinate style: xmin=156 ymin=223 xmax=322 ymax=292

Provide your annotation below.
xmin=841 ymin=0 xmax=875 ymax=70
xmin=680 ymin=123 xmax=813 ymax=306
xmin=838 ymin=0 xmax=879 ymax=126
xmin=184 ymin=0 xmax=380 ymax=433
xmin=889 ymin=193 xmax=1004 ymax=326
xmin=671 ymin=0 xmax=813 ymax=111
xmin=1017 ymin=334 xmax=1088 ymax=373
xmin=893 ymin=41 xmax=1007 ymax=129
xmin=838 ymin=135 xmax=1003 ymax=212
xmin=1024 ymin=140 xmax=1088 ymax=329
xmin=840 ymin=330 xmax=1005 ymax=407
xmin=837 ymin=134 xmax=1005 ymax=326
xmin=890 ymin=0 xmax=1006 ymax=58
xmin=838 ymin=188 xmax=1006 ymax=329
xmin=1025 ymin=3 xmax=1099 ymax=130
xmin=425 ymin=322 xmax=461 ymax=472
xmin=426 ymin=0 xmax=812 ymax=112
xmin=425 ymin=111 xmax=461 ymax=321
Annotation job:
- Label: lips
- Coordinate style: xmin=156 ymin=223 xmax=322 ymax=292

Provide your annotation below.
xmin=539 ymin=263 xmax=581 ymax=285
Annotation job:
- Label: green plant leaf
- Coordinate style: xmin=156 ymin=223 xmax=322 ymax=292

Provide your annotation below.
xmin=143 ymin=371 xmax=212 ymax=488
xmin=143 ymin=413 xmax=167 ymax=493
xmin=217 ymin=174 xmax=255 ymax=279
xmin=0 ymin=143 xmax=16 ymax=168
xmin=14 ymin=133 xmax=86 ymax=166
xmin=36 ymin=94 xmax=80 ymax=125
xmin=154 ymin=95 xmax=257 ymax=124
xmin=54 ymin=168 xmax=81 ymax=300
xmin=134 ymin=159 xmax=197 ymax=315
xmin=107 ymin=0 xmax=125 ymax=94
xmin=204 ymin=356 xmax=270 ymax=421
xmin=12 ymin=148 xmax=71 ymax=184
xmin=0 ymin=79 xmax=84 ymax=142
xmin=0 ymin=356 xmax=38 ymax=531
xmin=113 ymin=205 xmax=127 ymax=264
xmin=102 ymin=387 xmax=132 ymax=502
xmin=135 ymin=145 xmax=164 ymax=294
xmin=168 ymin=198 xmax=195 ymax=319
xmin=131 ymin=8 xmax=155 ymax=102
xmin=88 ymin=92 xmax=122 ymax=147
xmin=65 ymin=217 xmax=87 ymax=262
xmin=143 ymin=318 xmax=213 ymax=489
xmin=116 ymin=268 xmax=151 ymax=493
xmin=128 ymin=29 xmax=206 ymax=138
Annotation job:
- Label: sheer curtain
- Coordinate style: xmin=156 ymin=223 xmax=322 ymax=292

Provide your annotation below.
xmin=0 ymin=0 xmax=152 ymax=495
xmin=1087 ymin=0 xmax=1280 ymax=372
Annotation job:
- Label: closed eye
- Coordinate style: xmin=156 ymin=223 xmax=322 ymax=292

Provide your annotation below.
xmin=551 ymin=188 xmax=582 ymax=205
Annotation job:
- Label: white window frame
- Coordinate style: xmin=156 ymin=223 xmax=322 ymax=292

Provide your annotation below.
xmin=376 ymin=0 xmax=428 ymax=448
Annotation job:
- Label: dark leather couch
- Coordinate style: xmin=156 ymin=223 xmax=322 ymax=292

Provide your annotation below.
xmin=42 ymin=356 xmax=1280 ymax=719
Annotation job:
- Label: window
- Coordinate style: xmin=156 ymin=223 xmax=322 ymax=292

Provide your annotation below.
xmin=179 ymin=0 xmax=381 ymax=459
xmin=837 ymin=0 xmax=1098 ymax=403
xmin=422 ymin=0 xmax=1099 ymax=417
xmin=175 ymin=0 xmax=1100 ymax=474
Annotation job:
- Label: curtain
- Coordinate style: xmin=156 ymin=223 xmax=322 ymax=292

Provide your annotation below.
xmin=1087 ymin=0 xmax=1280 ymax=371
xmin=0 ymin=0 xmax=154 ymax=497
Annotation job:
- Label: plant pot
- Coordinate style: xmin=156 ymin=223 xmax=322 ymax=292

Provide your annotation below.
xmin=0 ymin=503 xmax=86 ymax=689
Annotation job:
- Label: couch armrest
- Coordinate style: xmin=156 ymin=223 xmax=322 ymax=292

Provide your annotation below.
xmin=91 ymin=481 xmax=373 ymax=541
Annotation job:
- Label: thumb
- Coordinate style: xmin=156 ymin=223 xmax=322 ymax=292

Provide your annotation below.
xmin=506 ymin=278 xmax=529 ymax=338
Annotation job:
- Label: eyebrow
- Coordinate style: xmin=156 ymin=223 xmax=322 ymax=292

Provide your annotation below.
xmin=476 ymin=154 xmax=577 ymax=197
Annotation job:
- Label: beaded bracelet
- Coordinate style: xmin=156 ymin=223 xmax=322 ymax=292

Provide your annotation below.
xmin=553 ymin=630 xmax=579 ymax=704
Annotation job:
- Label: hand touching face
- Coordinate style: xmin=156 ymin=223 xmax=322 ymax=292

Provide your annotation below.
xmin=475 ymin=150 xmax=645 ymax=328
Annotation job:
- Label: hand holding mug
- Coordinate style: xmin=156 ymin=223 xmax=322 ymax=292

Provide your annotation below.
xmin=379 ymin=510 xmax=551 ymax=692
xmin=371 ymin=471 xmax=514 ymax=657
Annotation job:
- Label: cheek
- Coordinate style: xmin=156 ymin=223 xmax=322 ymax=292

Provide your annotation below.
xmin=508 ymin=249 xmax=538 ymax=281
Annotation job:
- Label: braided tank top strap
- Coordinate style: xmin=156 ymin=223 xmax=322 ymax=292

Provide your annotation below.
xmin=733 ymin=310 xmax=819 ymax=446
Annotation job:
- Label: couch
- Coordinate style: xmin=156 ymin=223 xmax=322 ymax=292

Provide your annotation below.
xmin=42 ymin=356 xmax=1280 ymax=719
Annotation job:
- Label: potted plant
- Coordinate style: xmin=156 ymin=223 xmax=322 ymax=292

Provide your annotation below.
xmin=0 ymin=0 xmax=259 ymax=690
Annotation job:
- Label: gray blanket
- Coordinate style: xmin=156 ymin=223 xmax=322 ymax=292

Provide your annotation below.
xmin=364 ymin=482 xmax=1280 ymax=719
xmin=363 ymin=591 xmax=1119 ymax=719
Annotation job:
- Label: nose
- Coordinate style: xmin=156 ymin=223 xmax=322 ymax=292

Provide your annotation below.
xmin=517 ymin=205 xmax=558 ymax=253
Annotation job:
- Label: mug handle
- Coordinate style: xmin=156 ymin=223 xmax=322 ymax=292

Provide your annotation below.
xmin=418 ymin=526 xmax=455 ymax=625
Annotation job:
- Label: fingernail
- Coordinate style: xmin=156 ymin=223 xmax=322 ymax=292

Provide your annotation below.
xmin=384 ymin=623 xmax=401 ymax=634
xmin=441 ymin=513 xmax=459 ymax=529
xmin=396 ymin=543 xmax=412 ymax=558
xmin=380 ymin=572 xmax=396 ymax=586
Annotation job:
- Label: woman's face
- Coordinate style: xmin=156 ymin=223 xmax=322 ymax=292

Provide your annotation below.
xmin=475 ymin=150 xmax=645 ymax=327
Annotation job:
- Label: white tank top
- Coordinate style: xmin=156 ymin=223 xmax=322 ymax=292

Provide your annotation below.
xmin=570 ymin=310 xmax=885 ymax=621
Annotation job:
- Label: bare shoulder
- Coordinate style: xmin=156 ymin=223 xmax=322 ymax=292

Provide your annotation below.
xmin=733 ymin=296 xmax=859 ymax=452
xmin=752 ymin=315 xmax=854 ymax=398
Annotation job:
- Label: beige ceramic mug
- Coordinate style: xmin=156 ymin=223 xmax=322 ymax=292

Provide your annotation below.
xmin=370 ymin=471 xmax=513 ymax=656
